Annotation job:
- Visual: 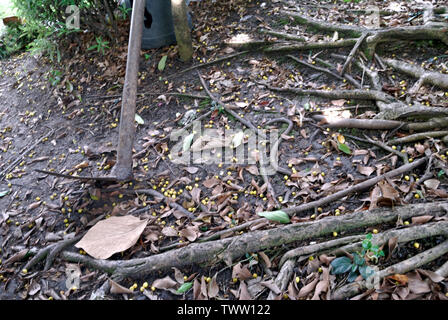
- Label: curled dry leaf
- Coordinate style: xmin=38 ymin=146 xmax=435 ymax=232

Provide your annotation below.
xmin=203 ymin=177 xmax=219 ymax=188
xmin=75 ymin=216 xmax=148 ymax=259
xmin=190 ymin=187 xmax=201 ymax=204
xmin=417 ymin=269 xmax=445 ymax=283
xmin=245 ymin=165 xmax=259 ymax=176
xmin=184 ymin=166 xmax=199 ymax=174
xmin=208 ymin=274 xmax=219 ymax=298
xmin=357 ymin=164 xmax=375 ymax=177
xmin=387 ymin=274 xmax=408 ymax=285
xmin=232 ymin=262 xmax=253 ymax=281
xmin=152 ymin=276 xmax=177 ymax=289
xmin=298 ymin=276 xmax=319 ymax=299
xmin=109 ymin=279 xmax=134 ymax=294
xmin=411 ymin=215 xmax=433 ymax=225
xmin=179 ymin=226 xmax=199 ymax=242
xmin=423 ymin=179 xmax=440 ymax=190
xmin=258 ymin=251 xmax=271 ymax=268
xmin=74 ymin=161 xmax=89 ymax=169
xmin=193 ymin=278 xmax=206 ymax=300
xmin=239 ymin=281 xmax=253 ymax=300
xmin=161 ymin=226 xmax=178 ymax=237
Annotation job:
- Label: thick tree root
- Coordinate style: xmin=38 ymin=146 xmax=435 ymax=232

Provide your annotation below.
xmin=262 ymin=83 xmax=393 ymax=103
xmin=267 ymin=259 xmax=295 ymax=300
xmin=312 ymin=115 xmax=402 ymax=130
xmin=58 ymin=202 xmax=448 ymax=279
xmin=384 ymin=58 xmax=448 ymax=92
xmin=331 ymin=221 xmax=448 ymax=257
xmin=258 ymin=28 xmax=305 ymax=42
xmin=281 ymin=10 xmax=448 ymax=56
xmin=332 ymin=239 xmax=448 ymax=300
xmin=263 ymin=39 xmax=358 ymax=52
xmin=280 ymin=235 xmax=366 ymax=267
xmin=275 ymin=221 xmax=448 ymax=299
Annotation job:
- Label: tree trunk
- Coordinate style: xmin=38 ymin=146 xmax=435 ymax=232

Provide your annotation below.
xmin=171 ymin=0 xmax=193 ymax=62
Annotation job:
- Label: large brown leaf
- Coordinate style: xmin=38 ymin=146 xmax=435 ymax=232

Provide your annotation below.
xmin=75 ymin=215 xmax=148 ymax=259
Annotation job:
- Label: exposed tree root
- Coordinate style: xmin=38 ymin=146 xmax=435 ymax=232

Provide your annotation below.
xmin=23 ymin=234 xmax=83 ymax=272
xmin=267 ymin=259 xmax=295 ymax=300
xmin=387 ymin=131 xmax=448 ymax=145
xmin=261 ymin=83 xmax=393 ymax=103
xmin=341 ymin=33 xmax=368 ymax=76
xmin=280 ymin=234 xmax=365 ymax=267
xmin=436 ymin=260 xmax=448 ymax=278
xmin=281 ymin=9 xmax=448 ymax=56
xmin=258 ymin=28 xmax=305 ymax=42
xmin=330 ymin=221 xmax=448 ymax=257
xmin=130 ymin=189 xmax=196 ymax=219
xmin=57 ymin=202 xmax=448 ymax=279
xmin=384 ymin=58 xmax=448 ymax=92
xmin=332 ymin=239 xmax=448 ymax=299
xmin=281 ymin=10 xmax=364 ymax=37
xmin=345 ymin=134 xmax=409 ymax=163
xmin=263 ymin=39 xmax=358 ymax=52
xmin=275 ymin=221 xmax=448 ymax=298
xmin=312 ymin=115 xmax=402 ymax=130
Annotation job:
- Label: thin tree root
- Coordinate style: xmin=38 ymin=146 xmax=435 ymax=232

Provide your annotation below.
xmin=387 ymin=131 xmax=448 ymax=145
xmin=23 ymin=235 xmax=83 ymax=271
xmin=283 ymin=157 xmax=428 ymax=216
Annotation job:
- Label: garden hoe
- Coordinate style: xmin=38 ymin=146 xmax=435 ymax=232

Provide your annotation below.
xmin=36 ymin=0 xmax=146 ymax=182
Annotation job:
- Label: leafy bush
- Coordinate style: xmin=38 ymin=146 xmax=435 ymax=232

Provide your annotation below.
xmin=0 ymin=0 xmax=120 ymax=59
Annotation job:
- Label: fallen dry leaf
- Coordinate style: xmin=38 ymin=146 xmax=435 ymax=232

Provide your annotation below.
xmin=179 ymin=226 xmax=199 ymax=242
xmin=184 ymin=166 xmax=199 ymax=174
xmin=298 ymin=276 xmax=319 ymax=298
xmin=411 ymin=215 xmax=433 ymax=225
xmin=232 ymin=262 xmax=253 ymax=281
xmin=75 ymin=215 xmax=148 ymax=259
xmin=109 ymin=279 xmax=134 ymax=294
xmin=239 ymin=281 xmax=253 ymax=300
xmin=245 ymin=165 xmax=259 ymax=176
xmin=387 ymin=274 xmax=409 ymax=285
xmin=357 ymin=164 xmax=375 ymax=177
xmin=208 ymin=274 xmax=219 ymax=298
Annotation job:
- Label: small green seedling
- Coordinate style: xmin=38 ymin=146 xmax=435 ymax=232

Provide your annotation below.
xmin=118 ymin=4 xmax=132 ymax=20
xmin=48 ymin=69 xmax=62 ymax=86
xmin=330 ymin=233 xmax=384 ymax=282
xmin=88 ymin=36 xmax=110 ymax=55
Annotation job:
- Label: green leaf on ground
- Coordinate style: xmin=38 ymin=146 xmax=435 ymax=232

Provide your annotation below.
xmin=135 ymin=114 xmax=145 ymax=125
xmin=330 ymin=256 xmax=353 ymax=274
xmin=257 ymin=210 xmax=290 ymax=224
xmin=177 ymin=282 xmax=193 ymax=293
xmin=338 ymin=142 xmax=351 ymax=155
xmin=158 ymin=55 xmax=168 ymax=71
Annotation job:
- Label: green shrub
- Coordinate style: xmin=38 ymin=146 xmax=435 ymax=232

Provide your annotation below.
xmin=0 ymin=0 xmax=119 ymax=59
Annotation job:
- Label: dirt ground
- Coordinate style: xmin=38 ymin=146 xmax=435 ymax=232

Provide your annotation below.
xmin=0 ymin=0 xmax=447 ymax=300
